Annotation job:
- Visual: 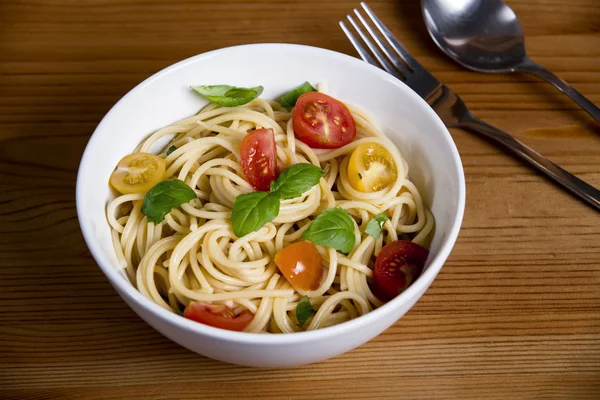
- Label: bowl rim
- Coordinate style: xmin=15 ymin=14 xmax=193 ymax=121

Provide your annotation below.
xmin=76 ymin=42 xmax=466 ymax=345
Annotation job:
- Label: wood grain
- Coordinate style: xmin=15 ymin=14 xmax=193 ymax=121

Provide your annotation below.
xmin=1 ymin=0 xmax=599 ymax=398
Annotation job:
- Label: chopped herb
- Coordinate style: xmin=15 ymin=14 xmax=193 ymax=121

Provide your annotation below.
xmin=166 ymin=145 xmax=177 ymax=156
xmin=364 ymin=212 xmax=389 ymax=238
xmin=280 ymin=82 xmax=316 ymax=108
xmin=296 ymin=296 xmax=316 ymax=325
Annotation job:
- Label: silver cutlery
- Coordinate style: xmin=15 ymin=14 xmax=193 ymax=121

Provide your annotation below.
xmin=421 ymin=0 xmax=600 ymax=123
xmin=340 ymin=2 xmax=600 ymax=211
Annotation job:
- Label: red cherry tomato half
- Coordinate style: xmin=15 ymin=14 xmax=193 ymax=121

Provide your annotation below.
xmin=183 ymin=302 xmax=254 ymax=332
xmin=240 ymin=128 xmax=277 ymax=191
xmin=292 ymin=92 xmax=356 ymax=149
xmin=373 ymin=240 xmax=429 ymax=301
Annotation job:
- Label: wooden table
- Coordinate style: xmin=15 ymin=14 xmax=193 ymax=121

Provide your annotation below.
xmin=1 ymin=0 xmax=599 ymax=398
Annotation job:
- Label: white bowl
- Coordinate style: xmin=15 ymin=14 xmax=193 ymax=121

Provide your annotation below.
xmin=76 ymin=43 xmax=465 ymax=367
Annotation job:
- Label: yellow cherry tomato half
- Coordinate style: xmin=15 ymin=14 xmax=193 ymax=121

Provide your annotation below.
xmin=347 ymin=142 xmax=397 ymax=192
xmin=109 ymin=153 xmax=166 ymax=194
xmin=274 ymin=241 xmax=323 ymax=291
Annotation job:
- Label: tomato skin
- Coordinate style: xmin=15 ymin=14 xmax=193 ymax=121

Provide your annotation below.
xmin=183 ymin=303 xmax=254 ymax=332
xmin=274 ymin=241 xmax=323 ymax=291
xmin=293 ymin=92 xmax=356 ymax=149
xmin=240 ymin=128 xmax=277 ymax=191
xmin=373 ymin=240 xmax=429 ymax=301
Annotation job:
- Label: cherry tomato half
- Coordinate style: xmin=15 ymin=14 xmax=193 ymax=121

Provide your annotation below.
xmin=240 ymin=128 xmax=277 ymax=191
xmin=292 ymin=92 xmax=356 ymax=149
xmin=347 ymin=142 xmax=397 ymax=192
xmin=109 ymin=153 xmax=166 ymax=195
xmin=373 ymin=240 xmax=429 ymax=301
xmin=274 ymin=241 xmax=323 ymax=291
xmin=183 ymin=302 xmax=254 ymax=332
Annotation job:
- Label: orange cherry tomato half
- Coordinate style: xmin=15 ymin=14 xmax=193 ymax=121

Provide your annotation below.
xmin=183 ymin=302 xmax=254 ymax=332
xmin=292 ymin=92 xmax=356 ymax=149
xmin=240 ymin=128 xmax=277 ymax=191
xmin=373 ymin=240 xmax=429 ymax=301
xmin=274 ymin=241 xmax=324 ymax=291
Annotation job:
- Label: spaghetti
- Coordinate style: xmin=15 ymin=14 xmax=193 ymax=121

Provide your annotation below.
xmin=106 ymin=89 xmax=434 ymax=333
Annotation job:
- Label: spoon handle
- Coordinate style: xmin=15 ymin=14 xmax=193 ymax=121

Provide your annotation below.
xmin=516 ymin=58 xmax=600 ymax=123
xmin=460 ymin=116 xmax=600 ymax=211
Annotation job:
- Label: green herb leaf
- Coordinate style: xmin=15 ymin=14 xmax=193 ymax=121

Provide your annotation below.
xmin=302 ymin=208 xmax=355 ymax=254
xmin=280 ymin=81 xmax=316 ymax=108
xmin=231 ymin=192 xmax=280 ymax=237
xmin=191 ymin=85 xmax=263 ymax=107
xmin=364 ymin=212 xmax=389 ymax=238
xmin=230 ymin=164 xmax=322 ymax=236
xmin=166 ymin=145 xmax=177 ymax=156
xmin=174 ymin=309 xmax=184 ymax=316
xmin=141 ymin=179 xmax=196 ymax=224
xmin=296 ymin=296 xmax=315 ymax=326
xmin=269 ymin=163 xmax=324 ymax=199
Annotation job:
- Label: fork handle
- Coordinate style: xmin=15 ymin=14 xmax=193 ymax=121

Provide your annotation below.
xmin=515 ymin=58 xmax=600 ymax=123
xmin=460 ymin=116 xmax=600 ymax=211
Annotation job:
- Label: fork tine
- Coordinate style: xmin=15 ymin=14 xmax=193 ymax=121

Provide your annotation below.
xmin=339 ymin=21 xmax=378 ymax=67
xmin=342 ymin=2 xmax=441 ymax=100
xmin=352 ymin=8 xmax=411 ymax=78
xmin=360 ymin=2 xmax=419 ymax=71
xmin=345 ymin=15 xmax=401 ymax=79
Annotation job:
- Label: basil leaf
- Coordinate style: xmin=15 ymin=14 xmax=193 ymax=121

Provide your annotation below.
xmin=191 ymin=85 xmax=263 ymax=107
xmin=280 ymin=81 xmax=316 ymax=108
xmin=364 ymin=212 xmax=389 ymax=238
xmin=231 ymin=192 xmax=280 ymax=237
xmin=166 ymin=145 xmax=177 ymax=156
xmin=141 ymin=179 xmax=196 ymax=224
xmin=296 ymin=296 xmax=315 ymax=326
xmin=174 ymin=309 xmax=184 ymax=316
xmin=269 ymin=163 xmax=324 ymax=199
xmin=302 ymin=208 xmax=355 ymax=254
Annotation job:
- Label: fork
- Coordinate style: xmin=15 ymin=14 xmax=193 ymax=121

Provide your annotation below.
xmin=340 ymin=2 xmax=600 ymax=212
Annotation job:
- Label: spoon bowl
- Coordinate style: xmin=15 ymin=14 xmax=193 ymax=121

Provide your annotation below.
xmin=422 ymin=0 xmax=600 ymax=121
xmin=422 ymin=0 xmax=526 ymax=72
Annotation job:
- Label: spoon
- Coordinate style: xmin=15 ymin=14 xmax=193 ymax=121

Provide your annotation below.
xmin=421 ymin=0 xmax=600 ymax=122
